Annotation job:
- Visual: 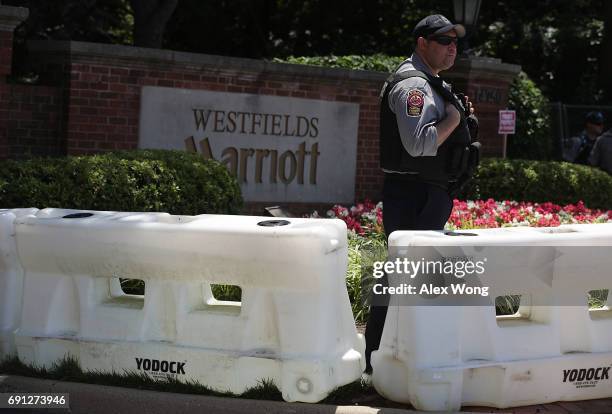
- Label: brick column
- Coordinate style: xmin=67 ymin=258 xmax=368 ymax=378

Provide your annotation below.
xmin=444 ymin=56 xmax=521 ymax=157
xmin=0 ymin=5 xmax=29 ymax=159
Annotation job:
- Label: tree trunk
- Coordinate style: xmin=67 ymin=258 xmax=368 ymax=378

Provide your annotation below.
xmin=130 ymin=0 xmax=178 ymax=48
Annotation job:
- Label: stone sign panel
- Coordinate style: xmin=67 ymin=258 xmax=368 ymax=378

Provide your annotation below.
xmin=139 ymin=87 xmax=360 ymax=203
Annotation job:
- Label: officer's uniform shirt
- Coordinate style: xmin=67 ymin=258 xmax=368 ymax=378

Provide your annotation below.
xmin=385 ymin=53 xmax=452 ymax=173
xmin=589 ymin=129 xmax=612 ymax=174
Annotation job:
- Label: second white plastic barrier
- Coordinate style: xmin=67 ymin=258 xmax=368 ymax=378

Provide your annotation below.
xmin=372 ymin=223 xmax=612 ymax=411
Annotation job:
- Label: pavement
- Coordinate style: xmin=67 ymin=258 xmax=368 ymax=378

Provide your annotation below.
xmin=0 ymin=375 xmax=461 ymax=414
xmin=1 ymin=375 xmax=612 ymax=414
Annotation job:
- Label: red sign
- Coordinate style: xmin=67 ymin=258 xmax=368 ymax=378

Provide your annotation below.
xmin=498 ymin=110 xmax=516 ymax=134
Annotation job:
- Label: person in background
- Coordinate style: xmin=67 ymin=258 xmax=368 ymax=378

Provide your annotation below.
xmin=589 ymin=128 xmax=612 ymax=175
xmin=563 ymin=111 xmax=604 ymax=164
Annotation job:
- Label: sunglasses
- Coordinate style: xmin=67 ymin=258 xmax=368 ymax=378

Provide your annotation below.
xmin=427 ymin=35 xmax=459 ymax=46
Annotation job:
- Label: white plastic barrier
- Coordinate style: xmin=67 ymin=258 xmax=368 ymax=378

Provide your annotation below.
xmin=1 ymin=208 xmax=124 ymax=358
xmin=372 ymin=223 xmax=612 ymax=411
xmin=0 ymin=208 xmax=38 ymax=358
xmin=12 ymin=210 xmax=364 ymax=402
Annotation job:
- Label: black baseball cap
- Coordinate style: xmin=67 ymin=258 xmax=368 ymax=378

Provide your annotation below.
xmin=586 ymin=111 xmax=604 ymax=125
xmin=413 ymin=14 xmax=466 ymax=39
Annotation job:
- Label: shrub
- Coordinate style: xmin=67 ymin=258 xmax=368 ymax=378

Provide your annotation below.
xmin=274 ymin=54 xmax=406 ymax=73
xmin=0 ymin=150 xmax=242 ymax=215
xmin=507 ymin=71 xmax=553 ymax=160
xmin=458 ymin=158 xmax=612 ymax=210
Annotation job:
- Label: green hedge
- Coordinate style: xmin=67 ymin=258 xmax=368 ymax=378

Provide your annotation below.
xmin=460 ymin=158 xmax=612 ymax=209
xmin=0 ymin=150 xmax=243 ymax=215
xmin=274 ymin=54 xmax=406 ymax=72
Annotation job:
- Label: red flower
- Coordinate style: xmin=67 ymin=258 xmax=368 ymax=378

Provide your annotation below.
xmin=319 ymin=199 xmax=611 ymax=234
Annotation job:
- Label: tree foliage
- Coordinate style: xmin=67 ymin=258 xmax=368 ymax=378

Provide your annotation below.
xmin=506 ymin=72 xmax=553 ymax=160
xmin=4 ymin=0 xmax=611 ymax=104
xmin=163 ymin=0 xmax=449 ymax=59
xmin=130 ymin=0 xmax=178 ymax=48
xmin=166 ymin=0 xmax=612 ymax=105
xmin=473 ymin=0 xmax=609 ymax=103
xmin=4 ymin=0 xmax=133 ymax=45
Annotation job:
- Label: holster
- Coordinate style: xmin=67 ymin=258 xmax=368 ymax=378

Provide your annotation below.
xmin=467 ymin=114 xmax=479 ymax=141
xmin=449 ymin=141 xmax=481 ymax=196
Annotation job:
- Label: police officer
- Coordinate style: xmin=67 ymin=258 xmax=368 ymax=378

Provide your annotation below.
xmin=364 ymin=14 xmax=479 ymax=374
xmin=563 ymin=111 xmax=605 ymax=164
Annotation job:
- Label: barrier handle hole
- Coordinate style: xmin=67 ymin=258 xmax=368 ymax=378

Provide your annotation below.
xmin=62 ymin=212 xmax=94 ymax=219
xmin=444 ymin=231 xmax=478 ymax=236
xmin=257 ymin=219 xmax=290 ymax=227
xmin=211 ymin=284 xmax=242 ymax=302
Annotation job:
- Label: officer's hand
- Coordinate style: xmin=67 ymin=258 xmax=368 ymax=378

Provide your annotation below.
xmin=445 ymin=102 xmax=461 ymax=125
xmin=464 ymin=95 xmax=475 ymax=114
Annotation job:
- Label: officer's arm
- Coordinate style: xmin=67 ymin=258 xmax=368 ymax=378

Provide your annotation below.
xmin=390 ymin=80 xmax=460 ymax=157
xmin=435 ymin=103 xmax=461 ymax=147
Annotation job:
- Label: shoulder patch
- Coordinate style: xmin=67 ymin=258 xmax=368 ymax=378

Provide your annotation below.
xmin=406 ymin=89 xmax=424 ymax=117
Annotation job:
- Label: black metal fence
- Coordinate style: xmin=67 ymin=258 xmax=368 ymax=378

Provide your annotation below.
xmin=550 ymin=103 xmax=612 ymax=160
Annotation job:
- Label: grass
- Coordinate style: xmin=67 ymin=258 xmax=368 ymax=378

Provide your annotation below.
xmin=347 ymin=233 xmax=388 ymax=323
xmin=494 ymin=290 xmax=609 ymax=316
xmin=120 ymin=279 xmax=242 ymax=301
xmin=0 ymin=355 xmax=280 ymax=400
xmin=589 ymin=289 xmax=609 ymax=309
xmin=495 ymin=295 xmax=522 ymax=315
xmin=322 ymin=377 xmax=374 ymax=404
xmin=0 ymin=355 xmax=374 ymax=404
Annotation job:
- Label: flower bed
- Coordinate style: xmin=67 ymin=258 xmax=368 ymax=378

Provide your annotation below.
xmin=319 ymin=199 xmax=612 ymax=235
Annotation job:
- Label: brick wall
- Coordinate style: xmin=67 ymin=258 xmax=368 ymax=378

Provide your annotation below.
xmin=444 ymin=57 xmax=520 ymax=157
xmin=5 ymin=84 xmax=63 ymax=157
xmin=0 ymin=6 xmax=29 ymax=159
xmin=0 ymin=30 xmax=13 ymax=159
xmin=0 ymin=31 xmax=13 ymax=77
xmin=0 ymin=84 xmax=8 ymax=160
